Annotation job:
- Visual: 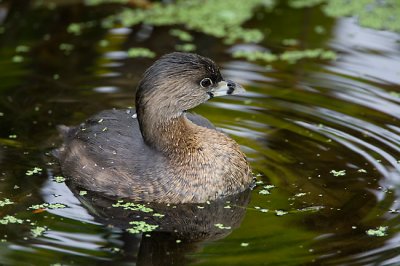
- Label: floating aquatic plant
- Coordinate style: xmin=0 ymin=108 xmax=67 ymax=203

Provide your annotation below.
xmin=127 ymin=47 xmax=156 ymax=58
xmin=366 ymin=226 xmax=388 ymax=237
xmin=289 ymin=0 xmax=400 ymax=33
xmin=53 ymin=176 xmax=66 ymax=183
xmin=84 ymin=0 xmax=129 ymax=6
xmin=101 ymin=0 xmax=275 ymax=44
xmin=127 ymin=221 xmax=158 ymax=234
xmin=275 ymin=210 xmax=288 ymax=216
xmin=0 ymin=215 xmax=23 ymax=225
xmin=28 ymin=203 xmax=67 ymax=210
xmin=232 ymin=49 xmax=337 ymax=64
xmin=175 ymin=43 xmax=196 ymax=52
xmin=214 ymin=223 xmax=232 ymax=230
xmin=330 ymin=170 xmax=346 ymax=176
xmin=15 ymin=45 xmax=30 ymax=53
xmin=259 ymin=184 xmax=276 ymax=195
xmin=112 ymin=200 xmax=153 ymax=212
xmin=26 ymin=167 xmax=42 ymax=176
xmin=169 ymin=29 xmax=194 ymax=42
xmin=0 ymin=198 xmax=14 ymax=207
xmin=232 ymin=50 xmax=278 ymax=62
xmin=31 ymin=226 xmax=47 ymax=237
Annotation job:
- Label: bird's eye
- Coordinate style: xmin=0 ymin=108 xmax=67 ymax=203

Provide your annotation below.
xmin=200 ymin=78 xmax=213 ymax=88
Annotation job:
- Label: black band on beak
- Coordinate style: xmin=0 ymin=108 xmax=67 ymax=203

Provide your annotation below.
xmin=227 ymin=80 xmax=236 ymax=95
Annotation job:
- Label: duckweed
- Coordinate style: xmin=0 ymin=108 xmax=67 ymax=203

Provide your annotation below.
xmin=233 ymin=50 xmax=278 ymax=62
xmin=0 ymin=215 xmax=23 ymax=225
xmin=12 ymin=55 xmax=24 ymax=63
xmin=112 ymin=200 xmax=153 ymax=213
xmin=330 ymin=170 xmax=346 ymax=176
xmin=102 ymin=0 xmax=275 ymax=44
xmin=127 ymin=221 xmax=158 ymax=234
xmin=233 ymin=48 xmax=337 ymax=63
xmin=15 ymin=45 xmax=30 ymax=53
xmin=288 ymin=0 xmax=325 ymax=8
xmin=282 ymin=39 xmax=299 ymax=46
xmin=389 ymin=91 xmax=400 ymax=98
xmin=28 ymin=203 xmax=67 ymax=210
xmin=366 ymin=226 xmax=388 ymax=237
xmin=53 ymin=176 xmax=66 ymax=183
xmin=31 ymin=226 xmax=47 ymax=237
xmin=99 ymin=39 xmax=109 ymax=47
xmin=280 ymin=49 xmax=337 ymax=63
xmin=214 ymin=223 xmax=232 ymax=230
xmin=175 ymin=43 xmax=196 ymax=52
xmin=84 ymin=0 xmax=129 ymax=5
xmin=290 ymin=0 xmax=400 ymax=33
xmin=259 ymin=184 xmax=275 ymax=195
xmin=127 ymin=48 xmax=156 ymax=58
xmin=26 ymin=167 xmax=42 ymax=176
xmin=0 ymin=198 xmax=14 ymax=207
xmin=275 ymin=210 xmax=288 ymax=216
xmin=59 ymin=43 xmax=74 ymax=55
xmin=67 ymin=23 xmax=82 ymax=35
xmin=169 ymin=29 xmax=194 ymax=42
xmin=79 ymin=190 xmax=88 ymax=196
xmin=259 ymin=189 xmax=270 ymax=195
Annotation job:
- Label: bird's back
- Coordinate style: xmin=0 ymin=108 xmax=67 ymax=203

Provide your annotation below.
xmin=56 ymin=109 xmax=218 ymax=201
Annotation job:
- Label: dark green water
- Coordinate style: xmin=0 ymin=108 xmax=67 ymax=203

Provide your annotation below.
xmin=0 ymin=1 xmax=400 ymax=265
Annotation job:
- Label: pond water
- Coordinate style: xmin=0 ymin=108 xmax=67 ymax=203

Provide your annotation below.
xmin=0 ymin=1 xmax=400 ymax=265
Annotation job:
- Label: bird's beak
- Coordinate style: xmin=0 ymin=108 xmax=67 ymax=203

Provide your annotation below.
xmin=208 ymin=80 xmax=246 ymax=98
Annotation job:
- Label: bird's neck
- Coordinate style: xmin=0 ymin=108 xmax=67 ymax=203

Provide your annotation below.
xmin=138 ymin=109 xmax=199 ymax=154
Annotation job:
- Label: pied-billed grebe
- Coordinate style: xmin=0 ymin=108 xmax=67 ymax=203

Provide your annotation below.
xmin=56 ymin=52 xmax=252 ymax=203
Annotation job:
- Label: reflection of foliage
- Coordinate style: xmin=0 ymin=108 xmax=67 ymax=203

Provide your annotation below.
xmin=289 ymin=0 xmax=400 ymax=32
xmin=102 ymin=0 xmax=276 ymax=44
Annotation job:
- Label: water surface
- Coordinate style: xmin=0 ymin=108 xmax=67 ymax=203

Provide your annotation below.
xmin=0 ymin=1 xmax=400 ymax=265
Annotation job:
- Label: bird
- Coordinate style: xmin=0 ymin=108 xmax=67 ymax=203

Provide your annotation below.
xmin=55 ymin=52 xmax=252 ymax=204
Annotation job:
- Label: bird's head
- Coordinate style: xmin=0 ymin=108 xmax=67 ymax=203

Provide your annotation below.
xmin=136 ymin=52 xmax=245 ymax=118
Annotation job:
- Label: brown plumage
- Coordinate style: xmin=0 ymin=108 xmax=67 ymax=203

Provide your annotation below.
xmin=56 ymin=52 xmax=252 ymax=203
